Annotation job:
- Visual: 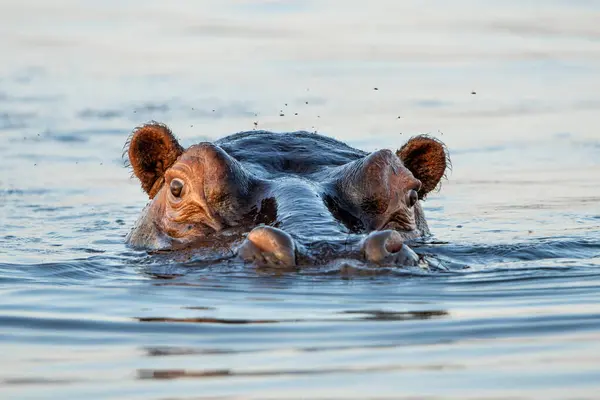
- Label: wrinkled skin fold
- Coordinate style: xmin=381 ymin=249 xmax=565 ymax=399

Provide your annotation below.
xmin=125 ymin=122 xmax=449 ymax=268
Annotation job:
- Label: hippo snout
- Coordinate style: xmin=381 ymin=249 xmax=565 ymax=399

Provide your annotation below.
xmin=236 ymin=226 xmax=419 ymax=269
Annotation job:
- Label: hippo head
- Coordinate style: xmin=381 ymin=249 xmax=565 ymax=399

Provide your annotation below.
xmin=125 ymin=122 xmax=449 ymax=268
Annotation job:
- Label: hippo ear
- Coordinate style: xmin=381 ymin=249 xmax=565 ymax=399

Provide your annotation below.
xmin=396 ymin=135 xmax=450 ymax=199
xmin=126 ymin=122 xmax=184 ymax=199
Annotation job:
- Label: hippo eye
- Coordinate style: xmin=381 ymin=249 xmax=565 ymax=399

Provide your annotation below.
xmin=170 ymin=178 xmax=184 ymax=198
xmin=406 ymin=189 xmax=418 ymax=208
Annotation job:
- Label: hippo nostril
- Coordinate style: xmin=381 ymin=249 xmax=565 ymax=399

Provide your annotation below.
xmin=361 ymin=230 xmax=419 ymax=266
xmin=385 ymin=237 xmax=404 ymax=253
xmin=237 ymin=226 xmax=297 ymax=267
xmin=361 ymin=230 xmax=404 ymax=263
xmin=406 ymin=189 xmax=419 ymax=208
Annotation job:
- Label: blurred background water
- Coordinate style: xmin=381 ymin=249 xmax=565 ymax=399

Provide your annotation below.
xmin=1 ymin=1 xmax=599 ymax=399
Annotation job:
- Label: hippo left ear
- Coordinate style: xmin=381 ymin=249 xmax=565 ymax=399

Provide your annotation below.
xmin=125 ymin=122 xmax=184 ymax=199
xmin=397 ymin=135 xmax=450 ymax=199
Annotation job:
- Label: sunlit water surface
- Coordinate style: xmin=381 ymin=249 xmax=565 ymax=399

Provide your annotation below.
xmin=1 ymin=1 xmax=600 ymax=399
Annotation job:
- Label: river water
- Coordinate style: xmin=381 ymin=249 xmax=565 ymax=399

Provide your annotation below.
xmin=1 ymin=1 xmax=600 ymax=399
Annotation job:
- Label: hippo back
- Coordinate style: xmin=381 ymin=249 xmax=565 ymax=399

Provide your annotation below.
xmin=215 ymin=131 xmax=367 ymax=177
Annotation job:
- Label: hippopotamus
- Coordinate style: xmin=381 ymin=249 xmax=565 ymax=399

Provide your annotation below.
xmin=125 ymin=121 xmax=449 ymax=268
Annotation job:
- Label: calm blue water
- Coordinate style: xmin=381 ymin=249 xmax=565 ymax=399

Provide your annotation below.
xmin=1 ymin=1 xmax=600 ymax=399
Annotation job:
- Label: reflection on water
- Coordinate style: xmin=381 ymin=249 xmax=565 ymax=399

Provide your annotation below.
xmin=1 ymin=0 xmax=600 ymax=399
xmin=135 ymin=309 xmax=448 ymax=325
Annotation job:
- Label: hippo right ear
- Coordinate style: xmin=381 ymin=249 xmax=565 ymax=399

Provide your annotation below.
xmin=125 ymin=122 xmax=184 ymax=199
xmin=396 ymin=135 xmax=450 ymax=199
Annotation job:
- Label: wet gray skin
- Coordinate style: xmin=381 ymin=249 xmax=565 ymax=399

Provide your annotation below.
xmin=125 ymin=122 xmax=449 ymax=268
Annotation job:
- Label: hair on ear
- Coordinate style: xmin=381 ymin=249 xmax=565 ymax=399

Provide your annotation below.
xmin=124 ymin=121 xmax=184 ymax=198
xmin=397 ymin=135 xmax=451 ymax=199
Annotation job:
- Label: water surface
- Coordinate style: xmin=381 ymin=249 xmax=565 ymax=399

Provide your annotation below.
xmin=1 ymin=1 xmax=600 ymax=399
